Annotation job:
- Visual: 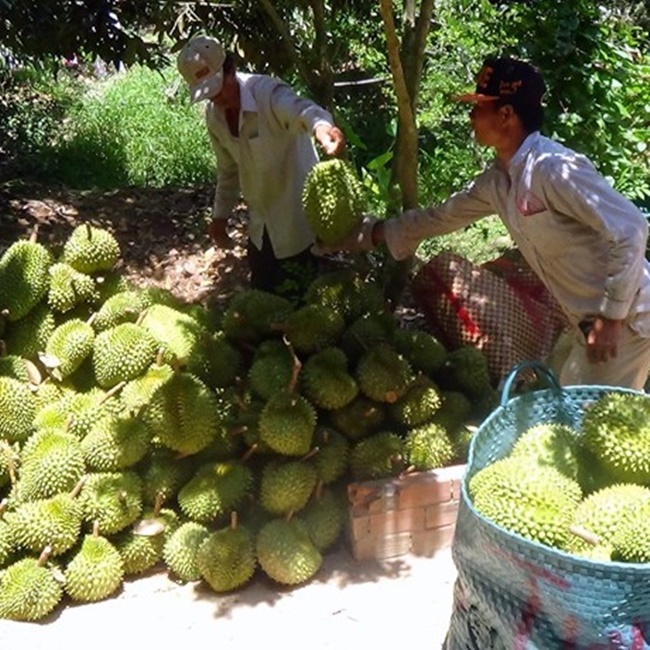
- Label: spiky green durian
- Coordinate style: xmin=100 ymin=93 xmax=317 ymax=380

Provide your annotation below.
xmin=349 ymin=431 xmax=405 ymax=481
xmin=256 ymin=517 xmax=322 ymax=586
xmin=258 ymin=390 xmax=317 ymax=457
xmin=177 ymin=461 xmax=253 ymax=523
xmin=510 ymin=423 xmax=581 ymax=480
xmin=339 ymin=311 xmax=397 ymax=361
xmin=0 ymin=376 xmax=36 ymax=443
xmin=611 ymin=498 xmax=650 ymax=563
xmin=329 ymin=394 xmax=386 ymax=441
xmin=392 ymin=328 xmax=447 ymax=376
xmin=356 ymin=343 xmax=413 ymax=404
xmin=187 ymin=331 xmax=243 ymax=390
xmin=92 ymin=290 xmax=153 ymax=332
xmin=81 ymin=412 xmax=152 ymax=471
xmin=441 ymin=346 xmax=493 ymax=398
xmin=162 ymin=521 xmax=210 ymax=583
xmin=302 ymin=158 xmax=366 ymax=245
xmin=566 ymin=483 xmax=650 ymax=556
xmin=2 ymin=301 xmax=56 ymax=359
xmin=0 ymin=517 xmax=15 ymax=569
xmin=248 ymin=339 xmax=296 ymax=400
xmin=275 ymin=304 xmax=345 ymax=355
xmin=92 ymin=270 xmax=131 ymax=305
xmin=196 ymin=517 xmax=256 ymax=592
xmin=79 ymin=471 xmax=143 ymax=535
xmin=15 ymin=429 xmax=86 ymax=502
xmin=469 ymin=456 xmax=583 ymax=549
xmin=304 ymin=268 xmax=386 ymax=324
xmin=139 ymin=449 xmax=194 ymax=506
xmin=142 ymin=371 xmax=220 ymax=456
xmin=92 ymin=322 xmax=158 ymax=388
xmin=430 ymin=390 xmax=474 ymax=435
xmin=44 ymin=318 xmax=95 ymax=379
xmin=221 ymin=289 xmax=293 ymax=344
xmin=312 ymin=427 xmax=350 ymax=484
xmin=301 ymin=347 xmax=358 ymax=410
xmin=0 ymin=239 xmax=53 ymax=322
xmin=7 ymin=490 xmax=83 ymax=556
xmin=47 ymin=262 xmax=97 ymax=313
xmin=582 ymin=391 xmax=650 ymax=485
xmin=403 ymin=422 xmax=455 ymax=471
xmin=120 ymin=362 xmax=174 ymax=412
xmin=388 ymin=376 xmax=442 ymax=428
xmin=301 ymin=486 xmax=346 ymax=552
xmin=64 ymin=531 xmax=124 ymax=602
xmin=260 ymin=459 xmax=318 ymax=516
xmin=61 ymin=224 xmax=120 ymax=274
xmin=0 ymin=353 xmax=31 ymax=382
xmin=0 ymin=550 xmax=64 ymax=621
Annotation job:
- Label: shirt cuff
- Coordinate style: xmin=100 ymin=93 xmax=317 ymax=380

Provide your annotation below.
xmin=384 ymin=219 xmax=418 ymax=261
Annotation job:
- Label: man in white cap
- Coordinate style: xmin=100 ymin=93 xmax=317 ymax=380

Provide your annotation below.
xmin=177 ymin=35 xmax=345 ymax=298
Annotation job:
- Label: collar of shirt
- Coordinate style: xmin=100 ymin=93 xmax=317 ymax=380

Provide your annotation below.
xmin=507 ymin=131 xmax=541 ymax=175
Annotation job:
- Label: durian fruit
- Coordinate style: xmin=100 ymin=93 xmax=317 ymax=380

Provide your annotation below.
xmin=510 ymin=422 xmax=580 ymax=480
xmin=0 ymin=351 xmax=31 ymax=382
xmin=259 ymin=457 xmax=319 ymax=516
xmin=0 ymin=499 xmax=17 ymax=568
xmin=248 ymin=339 xmax=296 ymax=401
xmin=0 ymin=376 xmax=36 ymax=443
xmin=441 ymin=346 xmax=494 ymax=399
xmin=430 ymin=390 xmax=474 ymax=436
xmin=162 ymin=521 xmax=210 ymax=582
xmin=349 ymin=431 xmax=405 ymax=481
xmin=47 ymin=262 xmax=97 ymax=313
xmin=79 ymin=471 xmax=143 ymax=535
xmin=221 ymin=289 xmax=293 ymax=345
xmin=7 ymin=485 xmax=84 ymax=556
xmin=392 ymin=328 xmax=447 ymax=376
xmin=339 ymin=311 xmax=396 ymax=361
xmin=196 ymin=512 xmax=256 ymax=592
xmin=64 ymin=522 xmax=124 ymax=602
xmin=356 ymin=343 xmax=414 ymax=404
xmin=611 ymin=498 xmax=650 ymax=563
xmin=565 ymin=483 xmax=650 ymax=557
xmin=0 ymin=547 xmax=64 ymax=621
xmin=301 ymin=347 xmax=358 ymax=410
xmin=301 ymin=485 xmax=346 ymax=552
xmin=61 ymin=223 xmax=120 ymax=274
xmin=92 ymin=322 xmax=158 ymax=389
xmin=177 ymin=461 xmax=253 ymax=523
xmin=93 ymin=270 xmax=131 ymax=305
xmin=403 ymin=422 xmax=456 ymax=472
xmin=259 ymin=389 xmax=317 ymax=457
xmin=120 ymin=361 xmax=174 ymax=412
xmin=469 ymin=455 xmax=583 ymax=549
xmin=388 ymin=375 xmax=443 ymax=428
xmin=188 ymin=331 xmax=243 ymax=390
xmin=92 ymin=289 xmax=153 ymax=332
xmin=43 ymin=317 xmax=95 ymax=379
xmin=582 ymin=391 xmax=650 ymax=485
xmin=2 ymin=301 xmax=56 ymax=359
xmin=139 ymin=448 xmax=194 ymax=506
xmin=142 ymin=370 xmax=220 ymax=456
xmin=0 ymin=239 xmax=53 ymax=322
xmin=329 ymin=394 xmax=386 ymax=442
xmin=15 ymin=429 xmax=86 ymax=502
xmin=312 ymin=427 xmax=350 ymax=485
xmin=81 ymin=411 xmax=152 ymax=471
xmin=302 ymin=158 xmax=366 ymax=246
xmin=256 ymin=517 xmax=322 ymax=586
xmin=275 ymin=304 xmax=345 ymax=355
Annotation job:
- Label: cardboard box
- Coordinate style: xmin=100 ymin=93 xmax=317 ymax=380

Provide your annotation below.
xmin=346 ymin=463 xmax=466 ymax=560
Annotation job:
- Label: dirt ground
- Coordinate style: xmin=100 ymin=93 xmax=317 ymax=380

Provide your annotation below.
xmin=0 ymin=181 xmax=458 ymax=648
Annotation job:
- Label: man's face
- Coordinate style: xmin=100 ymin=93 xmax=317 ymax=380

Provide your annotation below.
xmin=210 ymin=72 xmax=239 ymax=109
xmin=469 ymin=100 xmax=506 ymax=147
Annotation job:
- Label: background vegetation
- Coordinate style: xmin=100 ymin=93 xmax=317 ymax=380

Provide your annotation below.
xmin=1 ymin=0 xmax=649 ymax=263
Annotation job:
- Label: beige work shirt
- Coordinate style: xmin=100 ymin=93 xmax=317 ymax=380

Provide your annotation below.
xmin=385 ymin=132 xmax=650 ymax=334
xmin=204 ymin=73 xmax=334 ymax=259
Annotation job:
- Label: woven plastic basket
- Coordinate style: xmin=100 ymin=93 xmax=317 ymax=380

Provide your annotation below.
xmin=446 ymin=361 xmax=650 ymax=650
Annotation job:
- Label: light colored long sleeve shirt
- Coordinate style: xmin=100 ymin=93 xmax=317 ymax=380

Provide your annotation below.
xmin=385 ymin=132 xmax=650 ymax=333
xmin=204 ymin=72 xmax=334 ymax=259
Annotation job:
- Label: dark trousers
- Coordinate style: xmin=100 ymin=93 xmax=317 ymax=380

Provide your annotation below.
xmin=247 ymin=229 xmax=318 ymax=301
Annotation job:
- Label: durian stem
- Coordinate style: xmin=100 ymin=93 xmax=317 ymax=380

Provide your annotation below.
xmin=92 ymin=520 xmax=100 ymax=537
xmin=70 ymin=474 xmax=88 ymax=498
xmin=0 ymin=497 xmax=8 ymax=517
xmin=38 ymin=545 xmax=52 ymax=566
xmin=100 ymin=380 xmax=126 ymax=404
xmin=29 ymin=225 xmax=39 ymax=244
xmin=569 ymin=524 xmax=600 ymax=547
xmin=229 ymin=425 xmax=248 ymax=437
xmin=300 ymin=447 xmax=320 ymax=463
xmin=153 ymin=492 xmax=164 ymax=517
xmin=283 ymin=335 xmax=302 ymax=393
xmin=24 ymin=359 xmax=42 ymax=386
xmin=230 ymin=511 xmax=238 ymax=530
xmin=285 ymin=510 xmax=295 ymax=522
xmin=86 ymin=312 xmax=98 ymax=327
xmin=155 ymin=345 xmax=165 ymax=364
xmin=241 ymin=443 xmax=258 ymax=463
xmin=85 ymin=223 xmax=92 ymax=239
xmin=315 ymin=480 xmax=324 ymax=500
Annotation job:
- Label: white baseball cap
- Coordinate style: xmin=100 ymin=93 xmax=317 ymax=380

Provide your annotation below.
xmin=177 ymin=36 xmax=226 ymax=103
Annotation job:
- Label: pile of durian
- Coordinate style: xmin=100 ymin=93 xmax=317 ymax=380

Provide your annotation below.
xmin=469 ymin=392 xmax=650 ymax=563
xmin=0 ymin=224 xmax=495 ymax=621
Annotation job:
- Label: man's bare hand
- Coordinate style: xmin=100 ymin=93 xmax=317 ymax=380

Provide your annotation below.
xmin=314 ymin=124 xmax=345 ymax=156
xmin=585 ymin=316 xmax=624 ymax=363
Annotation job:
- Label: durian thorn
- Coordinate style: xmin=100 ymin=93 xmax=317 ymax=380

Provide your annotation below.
xmin=101 ymin=380 xmax=126 ymax=404
xmin=230 ymin=511 xmax=238 ymax=530
xmin=29 ymin=224 xmax=39 ymax=243
xmin=241 ymin=443 xmax=258 ymax=463
xmin=569 ymin=524 xmax=600 ymax=547
xmin=92 ymin=520 xmax=100 ymax=537
xmin=300 ymin=447 xmax=320 ymax=463
xmin=70 ymin=474 xmax=88 ymax=498
xmin=38 ymin=545 xmax=53 ymax=566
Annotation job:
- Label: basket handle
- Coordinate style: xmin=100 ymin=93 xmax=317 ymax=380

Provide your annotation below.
xmin=500 ymin=361 xmax=561 ymax=407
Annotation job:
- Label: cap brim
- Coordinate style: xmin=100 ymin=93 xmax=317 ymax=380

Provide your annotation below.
xmin=190 ymin=73 xmax=224 ymax=103
xmin=451 ymin=92 xmax=500 ymax=103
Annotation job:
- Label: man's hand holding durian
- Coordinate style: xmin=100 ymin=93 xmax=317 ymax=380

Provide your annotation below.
xmin=310 ymin=215 xmax=384 ymax=256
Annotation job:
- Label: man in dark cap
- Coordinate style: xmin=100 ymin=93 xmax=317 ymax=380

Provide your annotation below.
xmin=315 ymin=57 xmax=650 ymax=389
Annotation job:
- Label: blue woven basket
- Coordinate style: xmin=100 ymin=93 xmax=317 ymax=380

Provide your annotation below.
xmin=446 ymin=361 xmax=650 ymax=650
